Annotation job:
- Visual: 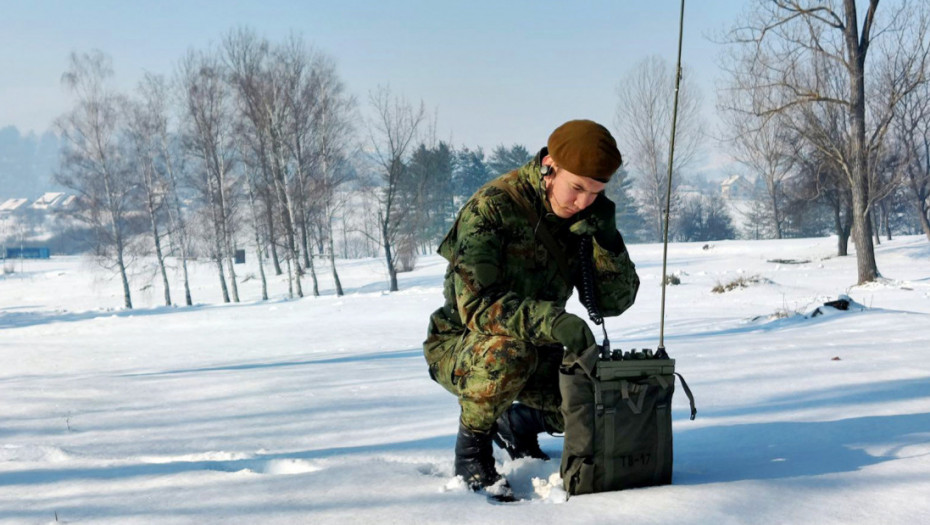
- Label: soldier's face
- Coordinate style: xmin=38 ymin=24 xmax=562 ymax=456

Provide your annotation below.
xmin=542 ymin=158 xmax=606 ymax=219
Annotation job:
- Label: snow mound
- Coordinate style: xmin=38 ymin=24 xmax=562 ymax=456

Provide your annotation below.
xmin=440 ymin=476 xmax=468 ymax=493
xmin=256 ymin=458 xmax=323 ymax=475
xmin=0 ymin=444 xmax=71 ymax=463
xmin=806 ymin=294 xmax=867 ymax=318
xmin=138 ymin=451 xmax=252 ymax=464
xmin=531 ymin=473 xmax=568 ymax=503
xmin=853 ymin=277 xmax=927 ymax=291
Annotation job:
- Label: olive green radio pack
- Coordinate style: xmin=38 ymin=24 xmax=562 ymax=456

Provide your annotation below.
xmin=560 ymin=347 xmax=696 ymax=495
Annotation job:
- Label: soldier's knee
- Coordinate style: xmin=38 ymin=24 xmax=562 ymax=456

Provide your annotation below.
xmin=464 ymin=335 xmax=536 ymax=378
xmin=455 ymin=336 xmax=534 ymax=401
xmin=455 ymin=336 xmax=542 ymax=432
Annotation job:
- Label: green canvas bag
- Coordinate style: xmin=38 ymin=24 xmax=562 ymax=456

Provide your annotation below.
xmin=560 ymin=347 xmax=696 ymax=495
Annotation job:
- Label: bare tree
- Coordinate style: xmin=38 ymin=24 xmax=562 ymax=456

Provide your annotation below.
xmin=309 ymin=54 xmax=356 ymax=296
xmin=243 ymin=161 xmax=270 ymax=300
xmin=342 ymin=178 xmax=383 ymax=259
xmin=615 ymin=55 xmax=704 ymax=241
xmin=224 ymin=29 xmax=304 ymax=298
xmin=222 ymin=31 xmax=283 ymax=278
xmin=892 ymin=62 xmax=930 ymax=240
xmin=56 ymin=50 xmax=135 ymax=309
xmin=368 ymin=86 xmax=425 ymax=292
xmin=125 ymin=77 xmax=176 ymax=306
xmin=143 ymin=73 xmax=195 ymax=306
xmin=277 ymin=36 xmax=321 ymax=296
xmin=721 ymin=109 xmax=796 ymax=239
xmin=791 ymin=87 xmax=857 ymax=254
xmin=723 ymin=0 xmax=930 ymax=284
xmin=795 ymin=149 xmax=855 ymax=254
xmin=179 ymin=49 xmax=241 ymax=303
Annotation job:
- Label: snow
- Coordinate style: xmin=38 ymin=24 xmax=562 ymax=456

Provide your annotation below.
xmin=1 ymin=235 xmax=930 ymax=524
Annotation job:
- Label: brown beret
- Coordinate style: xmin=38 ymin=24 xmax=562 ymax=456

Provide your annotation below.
xmin=547 ymin=119 xmax=622 ymax=182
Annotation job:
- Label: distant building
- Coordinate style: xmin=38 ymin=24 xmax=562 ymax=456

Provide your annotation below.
xmin=720 ymin=175 xmax=754 ymax=200
xmin=5 ymin=247 xmax=50 ymax=259
xmin=1 ymin=193 xmax=78 ymax=251
xmin=59 ymin=195 xmax=77 ymax=209
xmin=30 ymin=192 xmax=73 ymax=210
xmin=677 ymin=183 xmax=704 ymax=202
xmin=0 ymin=198 xmax=29 ymax=215
xmin=1 ymin=194 xmax=76 ymax=216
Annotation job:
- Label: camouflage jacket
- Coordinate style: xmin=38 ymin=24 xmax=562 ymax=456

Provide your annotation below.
xmin=424 ymin=152 xmax=640 ymax=363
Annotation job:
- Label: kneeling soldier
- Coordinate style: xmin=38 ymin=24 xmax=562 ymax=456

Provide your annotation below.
xmin=423 ymin=120 xmax=640 ymax=493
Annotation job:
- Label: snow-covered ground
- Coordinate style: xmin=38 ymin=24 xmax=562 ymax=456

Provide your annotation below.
xmin=1 ymin=236 xmax=929 ymax=524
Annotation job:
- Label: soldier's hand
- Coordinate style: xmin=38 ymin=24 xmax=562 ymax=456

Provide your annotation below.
xmin=570 ymin=194 xmax=625 ymax=253
xmin=551 ymin=312 xmax=596 ymax=355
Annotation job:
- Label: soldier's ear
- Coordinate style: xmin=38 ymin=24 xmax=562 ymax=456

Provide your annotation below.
xmin=541 ymin=155 xmax=555 ymax=176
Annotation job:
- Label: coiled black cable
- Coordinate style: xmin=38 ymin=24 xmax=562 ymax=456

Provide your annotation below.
xmin=578 ymin=236 xmax=610 ymax=357
xmin=578 ymin=236 xmax=602 ymax=325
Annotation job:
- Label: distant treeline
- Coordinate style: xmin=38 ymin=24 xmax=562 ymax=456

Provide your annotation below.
xmin=33 ymin=0 xmax=930 ymax=307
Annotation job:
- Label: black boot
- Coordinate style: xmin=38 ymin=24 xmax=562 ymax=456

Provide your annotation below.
xmin=454 ymin=423 xmax=511 ymax=495
xmin=493 ymin=403 xmax=550 ymax=461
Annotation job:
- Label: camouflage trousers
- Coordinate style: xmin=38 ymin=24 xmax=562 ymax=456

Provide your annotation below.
xmin=427 ymin=332 xmax=564 ymax=433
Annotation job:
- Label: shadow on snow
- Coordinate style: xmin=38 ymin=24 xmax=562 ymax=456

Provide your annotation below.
xmin=674 ymin=411 xmax=930 ymax=484
xmin=2 ymin=409 xmax=927 ymax=488
xmin=3 ymin=373 xmax=929 ymax=489
xmin=0 ymin=297 xmax=296 ymax=330
xmin=122 ymin=348 xmax=424 ymax=377
xmin=0 ymin=435 xmax=454 ymax=487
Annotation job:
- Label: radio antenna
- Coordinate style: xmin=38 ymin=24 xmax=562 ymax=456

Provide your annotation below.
xmin=658 ymin=0 xmax=686 ymax=356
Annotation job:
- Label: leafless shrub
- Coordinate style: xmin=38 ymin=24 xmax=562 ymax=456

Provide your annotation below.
xmin=766 ymin=258 xmax=810 ymax=265
xmin=711 ymin=274 xmax=769 ymax=294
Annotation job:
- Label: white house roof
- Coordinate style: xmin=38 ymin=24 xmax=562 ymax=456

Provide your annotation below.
xmin=59 ymin=195 xmax=77 ymax=208
xmin=30 ymin=192 xmax=67 ymax=210
xmin=0 ymin=198 xmax=29 ymax=213
xmin=721 ymin=174 xmax=745 ymax=187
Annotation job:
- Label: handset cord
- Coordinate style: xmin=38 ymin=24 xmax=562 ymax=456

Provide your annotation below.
xmin=578 ymin=235 xmax=610 ymax=358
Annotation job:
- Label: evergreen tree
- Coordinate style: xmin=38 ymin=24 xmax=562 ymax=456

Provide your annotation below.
xmin=453 ymin=147 xmax=491 ymax=201
xmin=406 ymin=141 xmax=455 ymax=248
xmin=676 ymin=194 xmax=736 ymax=242
xmin=487 ymin=144 xmax=532 ymax=176
xmin=604 ymin=167 xmax=645 ymax=243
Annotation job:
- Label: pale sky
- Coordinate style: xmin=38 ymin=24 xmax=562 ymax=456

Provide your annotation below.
xmin=0 ymin=0 xmax=748 ymax=173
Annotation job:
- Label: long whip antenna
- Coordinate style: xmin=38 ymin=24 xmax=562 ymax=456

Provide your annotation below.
xmin=658 ymin=0 xmax=686 ymax=354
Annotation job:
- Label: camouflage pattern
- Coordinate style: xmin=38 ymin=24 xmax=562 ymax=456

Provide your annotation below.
xmin=429 ymin=332 xmax=565 ymax=431
xmin=424 ymin=150 xmax=640 ymax=432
